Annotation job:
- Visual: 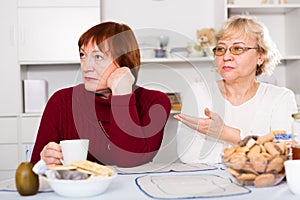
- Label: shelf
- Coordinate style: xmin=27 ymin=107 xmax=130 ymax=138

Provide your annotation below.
xmin=19 ymin=55 xmax=300 ymax=66
xmin=19 ymin=57 xmax=214 ymax=66
xmin=19 ymin=60 xmax=80 ymax=65
xmin=19 ymin=55 xmax=300 ymax=67
xmin=228 ymin=4 xmax=300 ymax=14
xmin=21 ymin=113 xmax=42 ymax=117
xmin=17 ymin=0 xmax=99 ymax=8
xmin=282 ymin=55 xmax=300 ymax=60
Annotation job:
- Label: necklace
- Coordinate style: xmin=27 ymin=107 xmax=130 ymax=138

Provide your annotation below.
xmin=98 ymin=120 xmax=111 ymax=150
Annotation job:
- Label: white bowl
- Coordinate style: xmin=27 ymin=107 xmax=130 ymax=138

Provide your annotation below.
xmin=43 ymin=173 xmax=117 ymax=197
xmin=284 ymin=160 xmax=300 ymax=195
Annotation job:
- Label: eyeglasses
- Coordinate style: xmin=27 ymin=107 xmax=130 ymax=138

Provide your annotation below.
xmin=212 ymin=45 xmax=259 ymax=56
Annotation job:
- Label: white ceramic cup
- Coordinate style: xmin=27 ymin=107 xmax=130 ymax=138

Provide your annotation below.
xmin=60 ymin=139 xmax=89 ymax=165
xmin=284 ymin=160 xmax=300 ymax=195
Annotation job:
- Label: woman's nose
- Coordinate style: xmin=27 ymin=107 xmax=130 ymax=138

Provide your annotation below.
xmin=223 ymin=49 xmax=233 ymax=61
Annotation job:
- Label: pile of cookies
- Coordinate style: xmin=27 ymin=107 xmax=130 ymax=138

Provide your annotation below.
xmin=223 ymin=131 xmax=289 ymax=187
xmin=71 ymin=160 xmax=115 ymax=177
xmin=48 ymin=160 xmax=115 ymax=180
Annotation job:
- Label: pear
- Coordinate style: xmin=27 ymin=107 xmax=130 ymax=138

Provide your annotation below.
xmin=15 ymin=162 xmax=39 ymax=196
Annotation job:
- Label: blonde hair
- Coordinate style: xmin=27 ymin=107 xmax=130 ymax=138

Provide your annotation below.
xmin=215 ymin=15 xmax=281 ymax=76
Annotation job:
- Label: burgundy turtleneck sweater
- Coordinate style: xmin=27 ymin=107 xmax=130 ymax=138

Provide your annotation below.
xmin=30 ymin=84 xmax=171 ymax=167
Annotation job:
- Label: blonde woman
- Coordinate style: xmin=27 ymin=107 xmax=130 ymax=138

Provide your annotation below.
xmin=174 ymin=15 xmax=297 ymax=163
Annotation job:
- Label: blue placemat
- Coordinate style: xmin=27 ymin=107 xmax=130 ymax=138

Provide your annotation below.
xmin=136 ymin=173 xmax=251 ymax=199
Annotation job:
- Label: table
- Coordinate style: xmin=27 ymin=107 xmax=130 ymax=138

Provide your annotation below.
xmin=0 ymin=168 xmax=298 ymax=200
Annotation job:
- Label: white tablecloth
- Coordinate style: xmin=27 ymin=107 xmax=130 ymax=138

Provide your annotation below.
xmin=0 ymin=166 xmax=299 ymax=200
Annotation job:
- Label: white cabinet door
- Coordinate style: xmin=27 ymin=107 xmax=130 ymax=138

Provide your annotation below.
xmin=0 ymin=0 xmax=20 ymax=116
xmin=20 ymin=116 xmax=42 ymax=161
xmin=0 ymin=171 xmax=15 ymax=181
xmin=0 ymin=144 xmax=19 ymax=170
xmin=18 ymin=1 xmax=100 ymax=63
xmin=0 ymin=118 xmax=19 ymax=180
xmin=21 ymin=116 xmax=41 ymax=143
xmin=0 ymin=118 xmax=18 ymax=143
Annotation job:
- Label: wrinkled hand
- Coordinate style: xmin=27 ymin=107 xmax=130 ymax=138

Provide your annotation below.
xmin=40 ymin=142 xmax=63 ymax=166
xmin=174 ymin=108 xmax=224 ymax=138
xmin=107 ymin=67 xmax=135 ymax=95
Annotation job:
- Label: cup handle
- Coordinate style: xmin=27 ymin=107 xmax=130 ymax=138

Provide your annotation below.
xmin=60 ymin=159 xmax=65 ymax=165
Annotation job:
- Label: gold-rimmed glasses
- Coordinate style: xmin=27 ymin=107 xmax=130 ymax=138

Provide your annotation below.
xmin=213 ymin=45 xmax=259 ymax=56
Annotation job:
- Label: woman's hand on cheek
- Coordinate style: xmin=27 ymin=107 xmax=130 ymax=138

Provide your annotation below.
xmin=40 ymin=142 xmax=63 ymax=166
xmin=107 ymin=67 xmax=135 ymax=95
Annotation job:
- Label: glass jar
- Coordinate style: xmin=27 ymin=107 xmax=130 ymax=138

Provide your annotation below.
xmin=292 ymin=113 xmax=300 ymax=159
xmin=272 ymin=130 xmax=292 ymax=159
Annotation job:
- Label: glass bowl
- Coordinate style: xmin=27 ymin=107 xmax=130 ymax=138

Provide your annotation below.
xmin=223 ymin=152 xmax=287 ymax=187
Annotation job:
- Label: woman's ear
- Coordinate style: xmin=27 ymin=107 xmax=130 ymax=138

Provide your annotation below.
xmin=257 ymin=54 xmax=265 ymax=66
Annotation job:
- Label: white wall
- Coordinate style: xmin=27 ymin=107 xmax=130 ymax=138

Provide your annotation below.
xmin=137 ymin=60 xmax=217 ymax=162
xmin=101 ymin=0 xmax=216 ymax=46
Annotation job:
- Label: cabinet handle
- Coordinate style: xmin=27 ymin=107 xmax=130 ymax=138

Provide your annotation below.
xmin=19 ymin=24 xmax=25 ymax=46
xmin=10 ymin=25 xmax=17 ymax=46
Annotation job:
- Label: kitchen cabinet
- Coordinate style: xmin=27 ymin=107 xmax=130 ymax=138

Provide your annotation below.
xmin=18 ymin=0 xmax=100 ymax=114
xmin=0 ymin=0 xmax=20 ymax=179
xmin=20 ymin=116 xmax=41 ymax=162
xmin=21 ymin=64 xmax=82 ymax=114
xmin=225 ymin=0 xmax=300 ymax=93
xmin=0 ymin=118 xmax=19 ymax=181
xmin=0 ymin=144 xmax=19 ymax=181
xmin=0 ymin=118 xmax=18 ymax=144
xmin=16 ymin=0 xmax=101 ymax=172
xmin=18 ymin=0 xmax=100 ymax=63
xmin=0 ymin=0 xmax=101 ymax=181
xmin=0 ymin=145 xmax=19 ymax=170
xmin=20 ymin=116 xmax=41 ymax=143
xmin=0 ymin=0 xmax=21 ymax=116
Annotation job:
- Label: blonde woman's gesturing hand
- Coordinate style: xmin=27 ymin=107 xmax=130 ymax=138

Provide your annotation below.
xmin=174 ymin=108 xmax=224 ymax=138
